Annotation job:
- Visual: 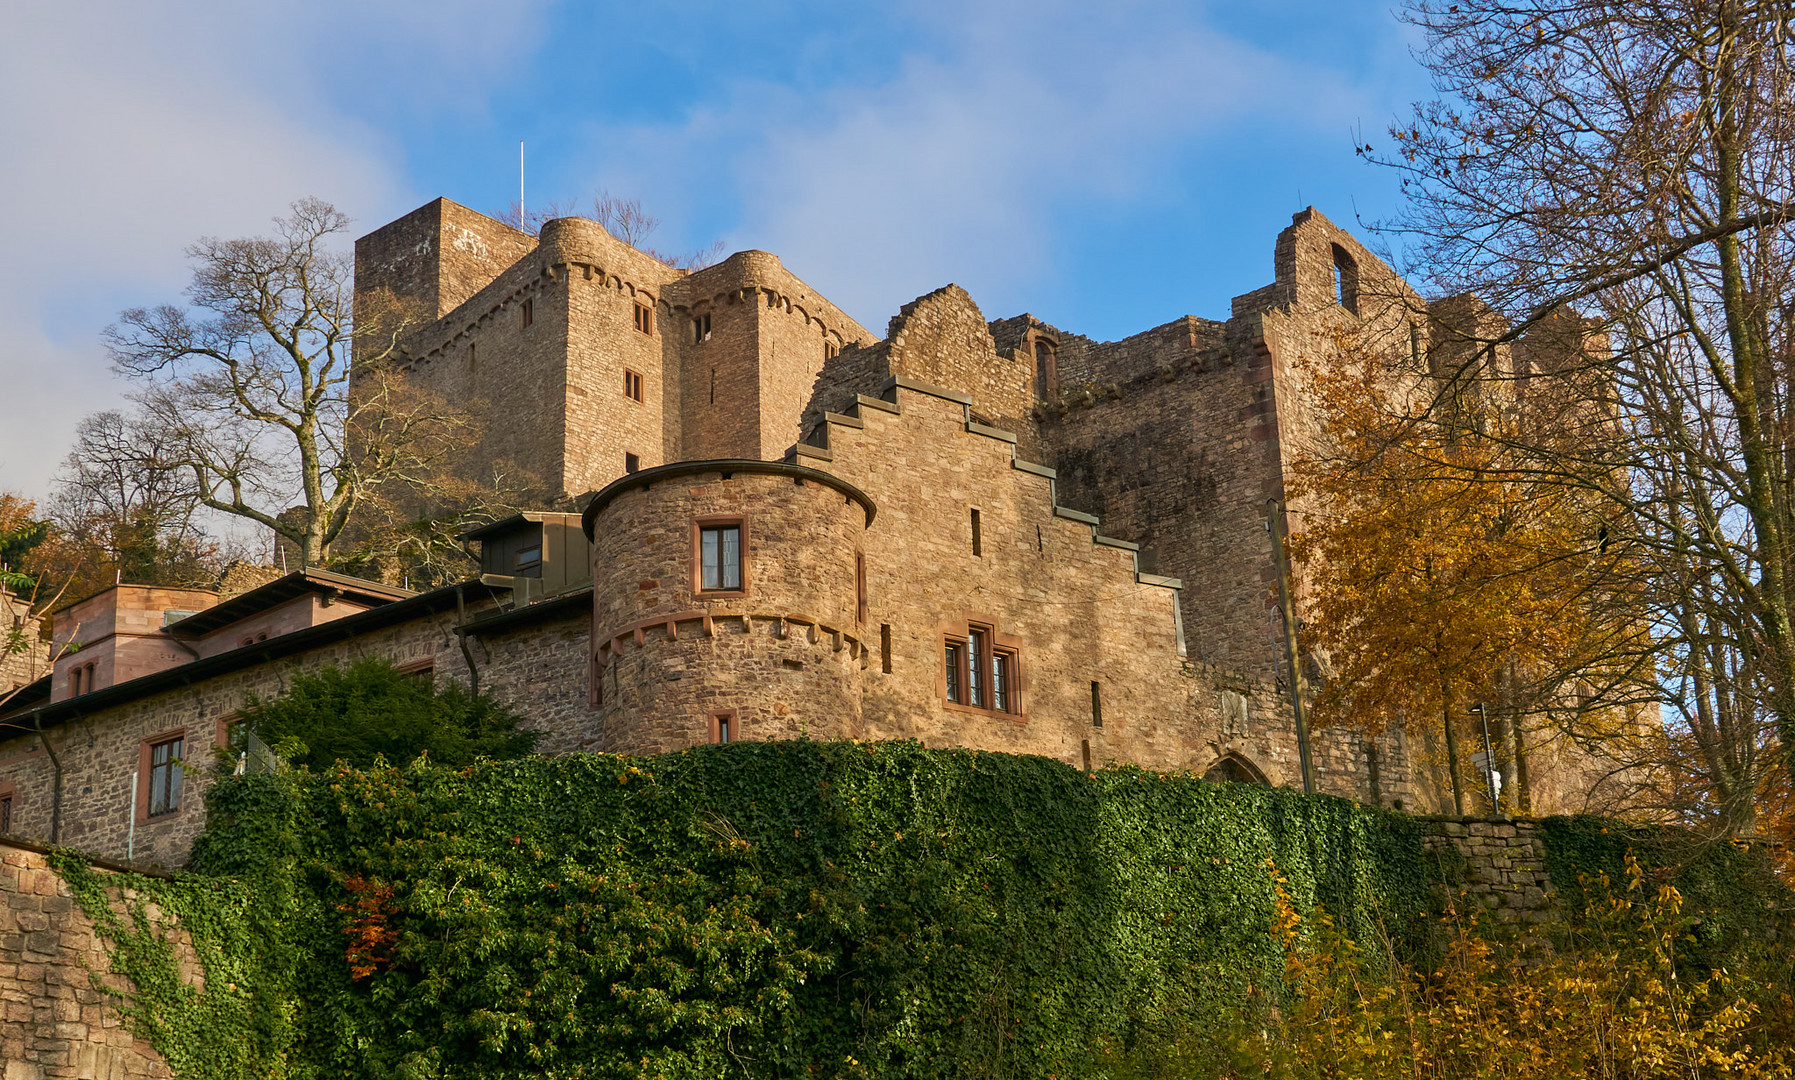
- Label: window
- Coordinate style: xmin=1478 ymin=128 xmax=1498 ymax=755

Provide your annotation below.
xmin=855 ymin=552 xmax=867 ymax=625
xmin=521 ymin=298 xmax=534 ymax=328
xmin=709 ymin=368 xmax=716 ymax=404
xmin=942 ymin=621 xmax=1021 ymax=714
xmin=1034 ymin=338 xmax=1056 ymax=397
xmin=515 ymin=543 xmax=542 ymax=577
xmin=1091 ymin=681 xmax=1103 ymax=728
xmin=67 ymin=668 xmax=79 ymax=698
xmin=86 ymin=663 xmax=96 ymax=692
xmin=710 ymin=709 xmax=737 ymax=744
xmin=699 ymin=523 xmax=743 ymax=592
xmin=625 ymin=452 xmax=641 ymax=474
xmin=398 ymin=661 xmax=434 ymax=688
xmin=1331 ymin=244 xmax=1359 ymax=315
xmin=693 ymin=312 xmax=712 ymax=343
xmin=147 ymin=735 xmax=184 ymax=818
xmin=970 ymin=508 xmax=982 ymax=557
xmin=824 ymin=341 xmax=839 ymax=361
xmin=880 ymin=623 xmax=892 ymax=674
xmin=467 ymin=342 xmax=476 ymax=371
xmin=0 ymin=792 xmax=12 ymax=834
xmin=633 ymin=302 xmax=654 ymax=335
xmin=624 ymin=368 xmax=644 ymax=402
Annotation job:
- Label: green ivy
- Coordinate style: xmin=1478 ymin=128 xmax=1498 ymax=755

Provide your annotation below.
xmin=53 ymin=742 xmax=1775 ymax=1080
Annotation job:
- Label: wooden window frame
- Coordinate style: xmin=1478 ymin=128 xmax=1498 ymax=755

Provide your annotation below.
xmin=395 ymin=658 xmax=435 ymax=688
xmin=633 ymin=301 xmax=655 ymax=335
xmin=624 ymin=368 xmax=644 ymax=403
xmin=691 ymin=516 xmax=749 ymax=598
xmin=138 ymin=728 xmax=188 ymax=824
xmin=0 ymin=780 xmax=14 ymax=836
xmin=937 ymin=617 xmax=1024 ymax=718
xmin=708 ymin=708 xmax=739 ymax=745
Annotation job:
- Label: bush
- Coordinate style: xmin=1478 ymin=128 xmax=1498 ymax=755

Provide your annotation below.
xmin=240 ymin=657 xmax=537 ymax=770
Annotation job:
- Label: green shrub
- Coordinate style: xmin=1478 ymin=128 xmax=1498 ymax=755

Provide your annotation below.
xmin=240 ymin=657 xmax=537 ymax=770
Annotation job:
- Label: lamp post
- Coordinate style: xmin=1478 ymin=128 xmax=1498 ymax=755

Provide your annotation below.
xmin=1470 ymin=702 xmax=1501 ymax=813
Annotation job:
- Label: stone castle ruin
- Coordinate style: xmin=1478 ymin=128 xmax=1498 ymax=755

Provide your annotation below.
xmin=0 ymin=198 xmax=1618 ymax=868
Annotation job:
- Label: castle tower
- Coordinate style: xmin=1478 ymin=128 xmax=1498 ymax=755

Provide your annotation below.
xmin=354 ymin=201 xmax=874 ymax=498
xmin=584 ymin=461 xmax=875 ymax=753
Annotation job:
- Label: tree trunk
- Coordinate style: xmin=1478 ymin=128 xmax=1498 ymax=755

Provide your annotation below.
xmin=1442 ymin=691 xmax=1465 ymax=816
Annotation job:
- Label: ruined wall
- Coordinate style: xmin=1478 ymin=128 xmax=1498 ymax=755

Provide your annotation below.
xmin=586 ymin=465 xmax=871 ymax=753
xmin=1423 ymin=817 xmax=1557 ymax=923
xmin=0 ymin=841 xmax=177 ymax=1080
xmin=2 ymin=587 xmax=46 ymax=695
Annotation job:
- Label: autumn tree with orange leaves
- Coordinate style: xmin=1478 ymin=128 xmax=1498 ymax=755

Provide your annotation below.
xmin=1288 ymin=326 xmax=1651 ymax=816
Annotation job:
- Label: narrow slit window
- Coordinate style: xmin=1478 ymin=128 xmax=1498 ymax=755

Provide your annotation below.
xmin=147 ymin=736 xmax=184 ymax=817
xmin=970 ymin=508 xmax=982 ymax=557
xmin=709 ymin=368 xmax=716 ymax=404
xmin=625 ymin=452 xmax=641 ymax=474
xmin=855 ymin=552 xmax=867 ymax=625
xmin=1034 ymin=339 xmax=1056 ymax=397
xmin=881 ymin=623 xmax=892 ymax=674
xmin=522 ymin=298 xmax=534 ymax=328
xmin=467 ymin=342 xmax=476 ymax=370
xmin=700 ymin=524 xmax=743 ymax=591
xmin=713 ymin=711 xmax=734 ymax=744
xmin=1091 ymin=681 xmax=1103 ymax=728
xmin=624 ymin=368 xmax=644 ymax=402
xmin=0 ymin=793 xmax=11 ymax=834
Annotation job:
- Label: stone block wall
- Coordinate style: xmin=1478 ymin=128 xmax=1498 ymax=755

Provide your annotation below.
xmin=1422 ymin=817 xmax=1557 ymax=924
xmin=0 ymin=841 xmax=174 ymax=1080
xmin=586 ymin=464 xmax=872 ymax=753
xmin=0 ymin=598 xmax=593 ymax=870
xmin=2 ymin=588 xmax=45 ymax=697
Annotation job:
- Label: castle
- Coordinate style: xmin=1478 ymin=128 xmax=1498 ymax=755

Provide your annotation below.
xmin=0 ymin=199 xmax=1613 ymax=867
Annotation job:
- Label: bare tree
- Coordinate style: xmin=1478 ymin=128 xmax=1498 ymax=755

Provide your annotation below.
xmin=1365 ymin=0 xmax=1795 ymax=832
xmin=105 ymin=199 xmax=471 ymax=569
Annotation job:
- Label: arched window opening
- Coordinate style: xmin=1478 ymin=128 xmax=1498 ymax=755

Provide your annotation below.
xmin=1034 ymin=338 xmax=1056 ymax=398
xmin=1203 ymin=753 xmax=1269 ymax=786
xmin=1331 ymin=244 xmax=1359 ymax=315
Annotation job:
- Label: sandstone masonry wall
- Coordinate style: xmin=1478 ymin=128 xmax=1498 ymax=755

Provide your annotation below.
xmin=0 ymin=841 xmax=176 ymax=1080
xmin=587 ymin=466 xmax=870 ymax=753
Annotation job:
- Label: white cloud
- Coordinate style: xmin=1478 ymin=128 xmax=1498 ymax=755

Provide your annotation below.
xmin=568 ymin=0 xmax=1380 ymax=329
xmin=0 ymin=1 xmax=545 ymax=500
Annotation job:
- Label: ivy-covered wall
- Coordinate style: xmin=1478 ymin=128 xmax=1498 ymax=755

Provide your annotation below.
xmin=32 ymin=740 xmax=1790 ymax=1080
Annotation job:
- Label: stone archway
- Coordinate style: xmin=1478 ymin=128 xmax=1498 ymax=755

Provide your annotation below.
xmin=1203 ymin=752 xmax=1270 ymax=785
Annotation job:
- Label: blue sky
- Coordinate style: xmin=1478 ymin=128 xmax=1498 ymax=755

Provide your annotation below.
xmin=0 ymin=1 xmax=1431 ymax=499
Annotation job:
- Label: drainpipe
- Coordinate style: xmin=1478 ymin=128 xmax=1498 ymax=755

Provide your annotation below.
xmin=455 ymin=583 xmax=481 ymax=696
xmin=32 ymin=714 xmax=63 ymax=844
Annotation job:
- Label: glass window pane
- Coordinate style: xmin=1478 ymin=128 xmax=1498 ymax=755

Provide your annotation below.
xmin=702 ymin=529 xmax=720 ymax=589
xmin=992 ymin=653 xmax=1008 ymax=712
xmin=945 ymin=643 xmax=961 ymax=703
xmin=720 ymin=526 xmax=740 ymax=589
xmin=968 ymin=631 xmax=985 ymax=707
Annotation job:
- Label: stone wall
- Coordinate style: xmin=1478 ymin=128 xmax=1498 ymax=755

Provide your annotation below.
xmin=0 ymin=840 xmax=175 ymax=1080
xmin=586 ymin=465 xmax=872 ymax=754
xmin=1423 ymin=816 xmax=1557 ymax=924
xmin=0 ymin=597 xmax=590 ymax=870
xmin=2 ymin=588 xmax=46 ymax=697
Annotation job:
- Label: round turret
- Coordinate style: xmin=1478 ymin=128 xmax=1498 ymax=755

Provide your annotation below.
xmin=584 ymin=461 xmax=876 ymax=753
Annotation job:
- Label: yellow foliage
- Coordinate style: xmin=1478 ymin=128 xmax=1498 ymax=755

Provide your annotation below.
xmin=1286 ymin=329 xmax=1643 ymax=739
